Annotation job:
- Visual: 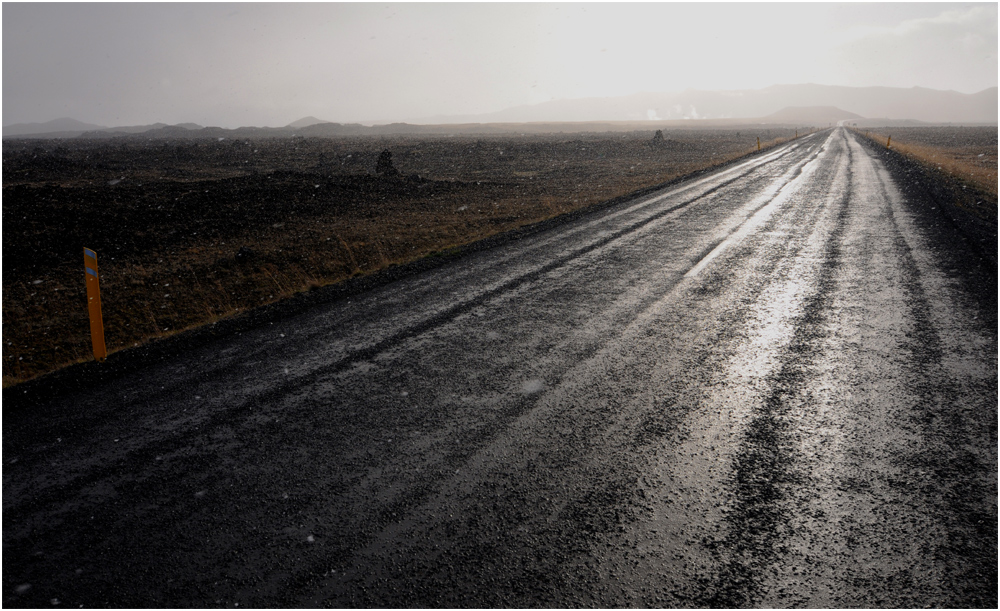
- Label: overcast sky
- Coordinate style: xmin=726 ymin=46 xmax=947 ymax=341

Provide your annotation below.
xmin=3 ymin=2 xmax=997 ymax=128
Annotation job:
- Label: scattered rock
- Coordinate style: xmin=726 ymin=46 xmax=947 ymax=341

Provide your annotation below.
xmin=375 ymin=149 xmax=399 ymax=178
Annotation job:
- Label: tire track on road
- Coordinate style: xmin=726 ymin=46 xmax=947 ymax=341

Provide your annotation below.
xmin=686 ymin=133 xmax=854 ymax=607
xmin=3 ymin=135 xmax=827 ymax=514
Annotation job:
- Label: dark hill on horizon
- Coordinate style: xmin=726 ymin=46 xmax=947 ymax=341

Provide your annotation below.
xmin=762 ymin=106 xmax=863 ymax=124
xmin=2 ymin=118 xmax=107 ymax=138
xmin=286 ymin=116 xmax=333 ymax=129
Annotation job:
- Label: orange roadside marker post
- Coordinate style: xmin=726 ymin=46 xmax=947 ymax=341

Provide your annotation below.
xmin=84 ymin=247 xmax=107 ymax=361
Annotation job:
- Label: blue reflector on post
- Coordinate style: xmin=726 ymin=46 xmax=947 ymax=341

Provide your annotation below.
xmin=84 ymin=248 xmax=97 ymax=258
xmin=86 ymin=267 xmax=98 ymax=277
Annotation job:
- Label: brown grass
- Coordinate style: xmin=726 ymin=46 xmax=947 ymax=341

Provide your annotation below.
xmin=857 ymin=127 xmax=997 ymax=196
xmin=3 ymin=129 xmax=809 ymax=385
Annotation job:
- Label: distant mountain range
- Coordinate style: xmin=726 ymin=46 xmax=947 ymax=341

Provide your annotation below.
xmin=418 ymin=84 xmax=997 ymax=125
xmin=3 ymin=84 xmax=995 ymax=139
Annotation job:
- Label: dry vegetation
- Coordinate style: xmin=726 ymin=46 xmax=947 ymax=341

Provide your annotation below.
xmin=3 ymin=127 xmax=803 ymax=384
xmin=857 ymin=126 xmax=997 ymax=196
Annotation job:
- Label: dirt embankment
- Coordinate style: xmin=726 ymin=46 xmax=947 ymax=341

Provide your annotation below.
xmin=852 ymin=127 xmax=997 ymax=270
xmin=853 ymin=126 xmax=997 ymax=196
xmin=3 ymin=129 xmax=804 ymax=384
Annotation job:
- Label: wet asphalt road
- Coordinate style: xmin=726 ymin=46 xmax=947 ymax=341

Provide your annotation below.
xmin=4 ymin=128 xmax=997 ymax=608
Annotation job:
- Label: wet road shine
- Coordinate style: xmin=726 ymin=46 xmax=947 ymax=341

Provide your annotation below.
xmin=4 ymin=128 xmax=996 ymax=607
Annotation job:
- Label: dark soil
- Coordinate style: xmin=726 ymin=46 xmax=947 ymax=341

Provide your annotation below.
xmin=3 ymin=129 xmax=801 ymax=383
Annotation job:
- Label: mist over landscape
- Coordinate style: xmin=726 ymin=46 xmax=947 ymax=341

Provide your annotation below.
xmin=4 ymin=82 xmax=998 ymax=139
xmin=3 ymin=3 xmax=997 ymax=133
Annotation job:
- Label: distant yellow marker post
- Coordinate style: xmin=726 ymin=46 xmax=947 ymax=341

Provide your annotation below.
xmin=886 ymin=135 xmax=891 ymax=148
xmin=757 ymin=136 xmax=761 ymax=151
xmin=84 ymin=247 xmax=107 ymax=361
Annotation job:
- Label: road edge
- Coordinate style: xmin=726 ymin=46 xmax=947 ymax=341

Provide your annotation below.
xmin=850 ymin=130 xmax=997 ymax=269
xmin=3 ymin=131 xmax=828 ymax=410
xmin=850 ymin=128 xmax=997 ymax=333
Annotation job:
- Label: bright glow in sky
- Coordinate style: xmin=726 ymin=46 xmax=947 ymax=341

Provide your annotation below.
xmin=3 ymin=2 xmax=997 ymax=127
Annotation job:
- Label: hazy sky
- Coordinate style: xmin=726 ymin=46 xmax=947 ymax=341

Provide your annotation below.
xmin=3 ymin=2 xmax=997 ymax=127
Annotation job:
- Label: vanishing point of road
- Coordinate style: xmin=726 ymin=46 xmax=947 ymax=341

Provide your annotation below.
xmin=4 ymin=127 xmax=996 ymax=607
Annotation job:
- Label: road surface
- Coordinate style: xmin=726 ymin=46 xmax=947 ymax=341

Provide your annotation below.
xmin=4 ymin=128 xmax=996 ymax=607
